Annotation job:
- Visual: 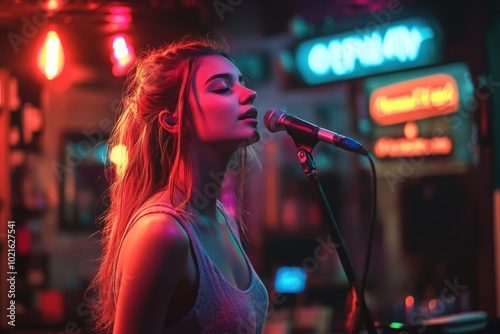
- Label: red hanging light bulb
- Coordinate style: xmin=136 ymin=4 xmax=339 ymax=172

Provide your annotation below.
xmin=37 ymin=30 xmax=65 ymax=80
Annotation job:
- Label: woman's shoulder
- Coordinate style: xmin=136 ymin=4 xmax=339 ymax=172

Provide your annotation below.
xmin=122 ymin=210 xmax=190 ymax=260
xmin=116 ymin=206 xmax=191 ymax=289
xmin=126 ymin=187 xmax=196 ymax=244
xmin=113 ymin=212 xmax=192 ymax=333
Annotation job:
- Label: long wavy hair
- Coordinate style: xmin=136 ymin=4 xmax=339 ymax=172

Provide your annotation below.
xmin=88 ymin=35 xmax=256 ymax=333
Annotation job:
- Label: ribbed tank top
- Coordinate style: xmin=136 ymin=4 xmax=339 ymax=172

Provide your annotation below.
xmin=114 ymin=201 xmax=269 ymax=334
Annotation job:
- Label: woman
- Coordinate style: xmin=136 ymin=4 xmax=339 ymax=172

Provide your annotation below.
xmin=89 ymin=36 xmax=268 ymax=333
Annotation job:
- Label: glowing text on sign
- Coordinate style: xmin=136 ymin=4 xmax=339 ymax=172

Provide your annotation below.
xmin=293 ymin=17 xmax=441 ymax=85
xmin=374 ymin=122 xmax=453 ymax=158
xmin=307 ymin=26 xmax=432 ymax=75
xmin=370 ymin=74 xmax=460 ymax=125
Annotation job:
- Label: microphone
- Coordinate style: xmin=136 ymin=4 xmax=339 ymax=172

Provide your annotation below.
xmin=264 ymin=108 xmax=368 ymax=156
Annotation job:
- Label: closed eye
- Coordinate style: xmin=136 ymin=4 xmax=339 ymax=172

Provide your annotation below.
xmin=213 ymin=87 xmax=231 ymax=94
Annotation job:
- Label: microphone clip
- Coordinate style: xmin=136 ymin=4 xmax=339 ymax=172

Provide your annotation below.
xmin=297 ymin=149 xmax=316 ymax=176
xmin=288 ymin=128 xmax=319 ymax=156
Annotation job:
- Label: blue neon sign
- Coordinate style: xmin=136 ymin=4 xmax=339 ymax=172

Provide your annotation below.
xmin=288 ymin=17 xmax=443 ymax=85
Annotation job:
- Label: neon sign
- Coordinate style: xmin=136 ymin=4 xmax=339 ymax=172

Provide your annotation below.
xmin=375 ymin=136 xmax=453 ymax=158
xmin=290 ymin=17 xmax=442 ymax=85
xmin=370 ymin=74 xmax=460 ymax=125
xmin=364 ymin=62 xmax=474 ymax=163
xmin=374 ymin=122 xmax=453 ymax=158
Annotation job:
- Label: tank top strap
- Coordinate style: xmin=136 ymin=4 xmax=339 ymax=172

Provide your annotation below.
xmin=215 ymin=201 xmax=258 ymax=278
xmin=216 ymin=200 xmax=241 ymax=241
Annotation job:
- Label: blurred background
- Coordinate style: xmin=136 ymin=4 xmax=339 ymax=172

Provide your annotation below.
xmin=0 ymin=0 xmax=499 ymax=333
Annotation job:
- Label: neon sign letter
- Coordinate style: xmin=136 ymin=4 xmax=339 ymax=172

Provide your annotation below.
xmin=369 ymin=74 xmax=459 ymax=125
xmin=293 ymin=17 xmax=441 ymax=85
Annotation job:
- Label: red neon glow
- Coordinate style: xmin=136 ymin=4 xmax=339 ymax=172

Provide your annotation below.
xmin=45 ymin=0 xmax=61 ymax=11
xmin=405 ymin=295 xmax=414 ymax=308
xmin=111 ymin=34 xmax=135 ymax=77
xmin=374 ymin=121 xmax=453 ymax=158
xmin=370 ymin=74 xmax=460 ymax=125
xmin=404 ymin=121 xmax=418 ymax=140
xmin=37 ymin=31 xmax=64 ymax=80
xmin=108 ymin=6 xmax=132 ymax=30
xmin=428 ymin=299 xmax=437 ymax=311
xmin=374 ymin=136 xmax=452 ymax=158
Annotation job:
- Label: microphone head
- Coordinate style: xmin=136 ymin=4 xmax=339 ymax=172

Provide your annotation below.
xmin=264 ymin=108 xmax=287 ymax=133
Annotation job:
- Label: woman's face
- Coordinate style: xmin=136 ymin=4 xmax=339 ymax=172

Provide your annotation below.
xmin=187 ymin=55 xmax=260 ymax=150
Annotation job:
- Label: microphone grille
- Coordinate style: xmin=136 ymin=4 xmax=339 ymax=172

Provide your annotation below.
xmin=264 ymin=108 xmax=286 ymax=133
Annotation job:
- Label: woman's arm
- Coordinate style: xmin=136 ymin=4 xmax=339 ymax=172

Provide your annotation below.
xmin=113 ymin=213 xmax=189 ymax=334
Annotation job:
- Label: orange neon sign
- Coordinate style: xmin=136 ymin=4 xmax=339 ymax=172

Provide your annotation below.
xmin=374 ymin=121 xmax=453 ymax=158
xmin=370 ymin=74 xmax=460 ymax=125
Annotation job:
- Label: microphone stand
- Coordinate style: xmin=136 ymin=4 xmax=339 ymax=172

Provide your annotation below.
xmin=289 ymin=132 xmax=377 ymax=334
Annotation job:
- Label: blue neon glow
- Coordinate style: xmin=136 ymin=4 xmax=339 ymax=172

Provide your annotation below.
xmin=293 ymin=17 xmax=442 ymax=85
xmin=92 ymin=141 xmax=110 ymax=165
xmin=274 ymin=266 xmax=307 ymax=294
xmin=307 ymin=25 xmax=433 ymax=75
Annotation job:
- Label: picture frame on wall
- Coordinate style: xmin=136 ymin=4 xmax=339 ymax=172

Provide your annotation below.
xmin=58 ymin=132 xmax=109 ymax=231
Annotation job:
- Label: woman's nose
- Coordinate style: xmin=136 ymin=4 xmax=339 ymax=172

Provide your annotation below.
xmin=241 ymin=86 xmax=257 ymax=105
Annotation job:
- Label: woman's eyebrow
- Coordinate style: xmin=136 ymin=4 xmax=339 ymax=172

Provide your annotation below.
xmin=204 ymin=73 xmax=243 ymax=85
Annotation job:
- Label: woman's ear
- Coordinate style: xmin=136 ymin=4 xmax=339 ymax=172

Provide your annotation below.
xmin=158 ymin=109 xmax=179 ymax=134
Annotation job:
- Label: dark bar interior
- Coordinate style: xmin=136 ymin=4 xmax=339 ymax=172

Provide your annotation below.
xmin=1 ymin=0 xmax=500 ymax=333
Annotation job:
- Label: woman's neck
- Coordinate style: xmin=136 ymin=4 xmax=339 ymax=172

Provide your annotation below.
xmin=185 ymin=143 xmax=233 ymax=218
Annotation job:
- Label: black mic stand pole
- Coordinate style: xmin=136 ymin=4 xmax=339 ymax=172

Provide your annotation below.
xmin=291 ymin=135 xmax=377 ymax=334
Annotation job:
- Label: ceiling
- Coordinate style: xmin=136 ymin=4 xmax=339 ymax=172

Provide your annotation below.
xmin=0 ymin=1 xmax=214 ymax=76
xmin=0 ymin=0 xmax=485 ymax=80
xmin=0 ymin=0 xmax=483 ymax=35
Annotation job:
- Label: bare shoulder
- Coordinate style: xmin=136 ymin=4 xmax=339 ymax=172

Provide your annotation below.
xmin=114 ymin=212 xmax=190 ymax=333
xmin=121 ymin=212 xmax=189 ymax=256
xmin=117 ymin=212 xmax=191 ymax=283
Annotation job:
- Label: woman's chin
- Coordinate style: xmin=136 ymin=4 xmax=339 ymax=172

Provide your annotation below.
xmin=243 ymin=131 xmax=261 ymax=146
